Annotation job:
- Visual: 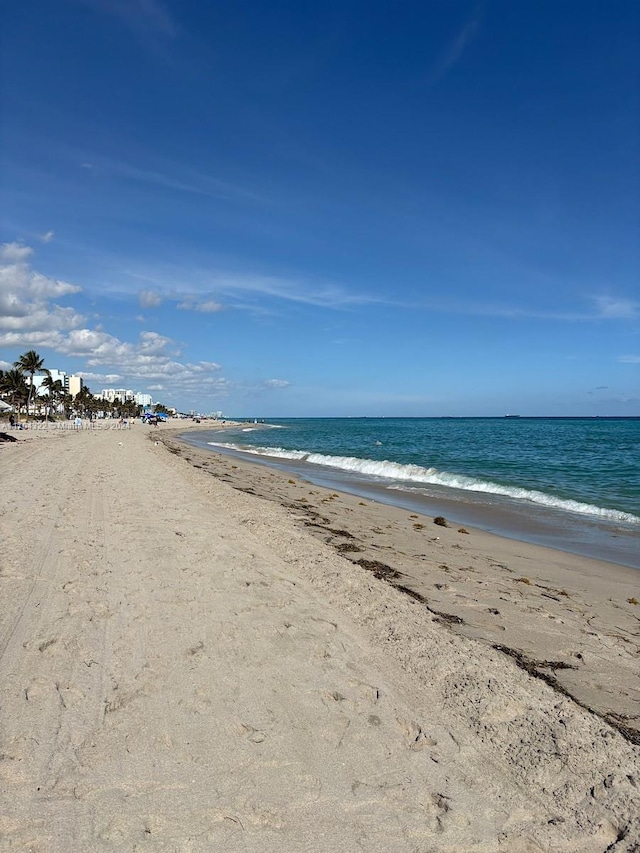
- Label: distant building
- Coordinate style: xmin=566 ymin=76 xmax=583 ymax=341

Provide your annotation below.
xmin=99 ymin=388 xmax=135 ymax=403
xmin=66 ymin=375 xmax=82 ymax=398
xmin=33 ymin=369 xmax=82 ymax=398
xmin=33 ymin=368 xmax=65 ymax=395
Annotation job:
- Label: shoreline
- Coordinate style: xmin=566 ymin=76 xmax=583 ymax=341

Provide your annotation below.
xmin=2 ymin=422 xmax=639 ymax=849
xmin=167 ymin=425 xmax=640 ymax=742
xmin=177 ymin=423 xmax=640 ymax=571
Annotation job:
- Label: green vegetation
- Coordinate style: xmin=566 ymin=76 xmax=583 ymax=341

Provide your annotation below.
xmin=14 ymin=349 xmax=47 ymax=415
xmin=0 ymin=350 xmax=163 ymax=422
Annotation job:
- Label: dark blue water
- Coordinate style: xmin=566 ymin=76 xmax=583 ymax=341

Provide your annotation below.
xmin=182 ymin=418 xmax=640 ymax=568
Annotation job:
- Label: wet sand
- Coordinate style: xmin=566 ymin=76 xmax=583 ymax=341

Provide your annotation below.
xmin=180 ymin=427 xmax=640 ymax=571
xmin=167 ymin=425 xmax=640 ymax=743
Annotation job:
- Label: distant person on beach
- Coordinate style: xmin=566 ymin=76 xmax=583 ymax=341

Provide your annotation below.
xmin=9 ymin=414 xmax=15 ymax=428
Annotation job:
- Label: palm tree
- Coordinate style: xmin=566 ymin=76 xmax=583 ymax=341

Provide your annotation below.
xmin=122 ymin=399 xmax=141 ymax=419
xmin=41 ymin=376 xmax=65 ymax=419
xmin=14 ymin=350 xmax=48 ymax=417
xmin=74 ymin=385 xmax=96 ymax=418
xmin=0 ymin=369 xmax=29 ymax=416
xmin=60 ymin=391 xmax=74 ymax=420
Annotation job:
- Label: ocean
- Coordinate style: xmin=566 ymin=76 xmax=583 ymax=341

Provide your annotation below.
xmin=180 ymin=417 xmax=640 ymax=570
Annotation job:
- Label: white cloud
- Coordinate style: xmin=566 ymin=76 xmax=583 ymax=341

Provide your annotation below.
xmin=61 ymin=328 xmax=129 ymax=358
xmin=0 ymin=330 xmax=67 ymax=349
xmin=0 ymin=242 xmax=232 ymax=406
xmin=264 ymin=379 xmax=290 ymax=388
xmin=139 ymin=289 xmax=163 ymax=308
xmin=56 ymin=328 xmax=223 ymax=392
xmin=619 ymin=355 xmax=640 ymax=364
xmin=0 ymin=305 xmax=82 ymax=333
xmin=0 ymin=242 xmax=33 ymax=262
xmin=76 ymin=371 xmax=123 ymax=384
xmin=139 ymin=330 xmax=175 ymax=354
xmin=0 ymin=243 xmax=84 ymax=337
xmin=40 ymin=231 xmax=55 ymax=243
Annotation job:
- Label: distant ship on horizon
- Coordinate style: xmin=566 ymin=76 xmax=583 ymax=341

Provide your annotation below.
xmin=504 ymin=414 xmax=522 ymax=418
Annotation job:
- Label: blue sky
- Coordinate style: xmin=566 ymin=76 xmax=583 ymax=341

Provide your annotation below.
xmin=1 ymin=0 xmax=638 ymax=416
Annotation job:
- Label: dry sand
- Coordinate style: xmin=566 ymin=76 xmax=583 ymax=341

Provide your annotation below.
xmin=1 ymin=421 xmax=639 ymax=852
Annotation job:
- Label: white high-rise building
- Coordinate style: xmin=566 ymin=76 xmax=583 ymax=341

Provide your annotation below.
xmin=66 ymin=375 xmax=83 ymax=398
xmin=33 ymin=369 xmax=82 ymax=398
xmin=33 ymin=368 xmax=66 ymax=395
xmin=100 ymin=388 xmax=134 ymax=403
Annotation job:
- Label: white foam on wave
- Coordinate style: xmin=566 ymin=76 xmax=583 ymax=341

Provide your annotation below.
xmin=209 ymin=441 xmax=308 ymax=459
xmin=240 ymin=424 xmax=284 ymax=432
xmin=206 ymin=442 xmax=640 ymax=524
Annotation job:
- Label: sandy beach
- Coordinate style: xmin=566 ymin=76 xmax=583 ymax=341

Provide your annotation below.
xmin=1 ymin=420 xmax=639 ymax=851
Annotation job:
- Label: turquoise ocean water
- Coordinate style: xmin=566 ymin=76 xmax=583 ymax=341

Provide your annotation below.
xmin=181 ymin=418 xmax=640 ymax=570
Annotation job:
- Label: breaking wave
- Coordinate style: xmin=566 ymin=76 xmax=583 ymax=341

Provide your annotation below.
xmin=206 ymin=442 xmax=640 ymax=524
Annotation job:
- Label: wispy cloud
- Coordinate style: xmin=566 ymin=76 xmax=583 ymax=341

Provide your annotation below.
xmin=115 ymin=257 xmax=640 ymax=321
xmin=592 ymin=296 xmax=639 ymax=320
xmin=207 ymin=273 xmax=378 ymax=309
xmin=424 ymin=292 xmax=640 ymax=322
xmin=619 ymin=355 xmax=640 ymax=364
xmin=80 ymin=158 xmax=262 ymax=204
xmin=426 ymin=4 xmax=482 ymax=85
xmin=120 ymin=265 xmax=380 ymax=311
xmin=78 ymin=0 xmax=177 ymax=37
